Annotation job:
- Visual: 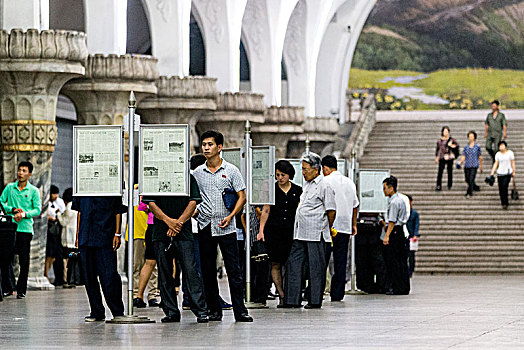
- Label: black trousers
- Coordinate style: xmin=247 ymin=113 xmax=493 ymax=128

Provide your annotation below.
xmin=408 ymin=251 xmax=416 ymax=277
xmin=498 ymin=174 xmax=512 ymax=206
xmin=79 ymin=246 xmax=124 ymax=318
xmin=285 ymin=239 xmax=329 ymax=306
xmin=383 ymin=227 xmax=410 ymax=294
xmin=154 ymin=239 xmax=207 ymax=318
xmin=198 ymin=225 xmax=247 ymax=317
xmin=0 ymin=230 xmax=16 ymax=297
xmin=330 ymin=233 xmax=350 ymax=301
xmin=437 ymin=159 xmax=454 ymax=189
xmin=355 ymin=241 xmax=387 ymax=293
xmin=464 ymin=167 xmax=478 ymax=195
xmin=14 ymin=232 xmax=32 ymax=295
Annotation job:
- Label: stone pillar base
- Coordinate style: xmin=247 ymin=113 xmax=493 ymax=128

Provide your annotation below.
xmin=27 ymin=276 xmax=55 ymax=291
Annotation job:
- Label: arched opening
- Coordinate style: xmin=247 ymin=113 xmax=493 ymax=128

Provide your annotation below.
xmin=126 ymin=0 xmax=152 ymax=54
xmin=190 ymin=12 xmax=206 ymax=76
xmin=239 ymin=40 xmax=250 ymax=92
xmin=49 ymin=0 xmax=85 ymax=32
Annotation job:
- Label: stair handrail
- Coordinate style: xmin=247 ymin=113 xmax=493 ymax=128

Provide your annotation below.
xmin=341 ymin=94 xmax=376 ymax=159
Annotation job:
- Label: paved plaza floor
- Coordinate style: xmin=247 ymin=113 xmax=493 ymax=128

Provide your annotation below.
xmin=1 ymin=275 xmax=524 ymax=349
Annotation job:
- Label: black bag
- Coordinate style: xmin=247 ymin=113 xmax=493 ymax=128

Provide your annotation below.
xmin=222 ymin=188 xmax=238 ymax=211
xmin=511 ymin=178 xmax=519 ymax=200
xmin=448 ymin=138 xmax=460 ymax=159
xmin=67 ymin=251 xmax=84 ymax=286
xmin=48 ymin=220 xmax=61 ymax=236
xmin=0 ymin=203 xmax=17 ymax=267
xmin=251 ymin=240 xmax=268 ymax=262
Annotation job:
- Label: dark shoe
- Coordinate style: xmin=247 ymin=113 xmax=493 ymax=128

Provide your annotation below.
xmin=62 ymin=284 xmax=76 ymax=289
xmin=219 ymin=297 xmax=233 ymax=310
xmin=474 ymin=185 xmax=480 ymax=192
xmin=161 ymin=315 xmax=180 ymax=323
xmin=197 ymin=315 xmax=209 ymax=323
xmin=16 ymin=293 xmax=25 ymax=299
xmin=208 ymin=312 xmax=222 ymax=321
xmin=435 ymin=186 xmax=441 ymax=191
xmin=304 ymin=304 xmax=322 ymax=309
xmin=85 ymin=315 xmax=105 ymax=322
xmin=133 ymin=297 xmax=147 ymax=308
xmin=235 ymin=313 xmax=253 ymax=322
xmin=502 ymin=205 xmax=509 ymax=210
xmin=447 ymin=186 xmax=452 ymax=190
xmin=277 ymin=304 xmax=302 ymax=309
xmin=148 ymin=298 xmax=160 ymax=307
xmin=3 ymin=291 xmax=14 ymax=298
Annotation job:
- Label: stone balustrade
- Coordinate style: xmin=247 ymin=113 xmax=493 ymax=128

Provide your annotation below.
xmin=216 ymin=92 xmax=266 ymax=113
xmin=264 ymin=106 xmax=304 ymax=125
xmin=85 ymin=54 xmax=159 ymax=81
xmin=156 ymin=76 xmax=218 ymax=98
xmin=304 ymin=116 xmax=339 ymax=135
xmin=0 ymin=28 xmax=87 ymax=63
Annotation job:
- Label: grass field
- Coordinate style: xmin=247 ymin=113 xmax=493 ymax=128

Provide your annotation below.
xmin=348 ymin=68 xmax=524 ymax=110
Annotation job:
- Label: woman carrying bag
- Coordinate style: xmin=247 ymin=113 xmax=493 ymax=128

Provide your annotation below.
xmin=435 ymin=126 xmax=459 ymax=191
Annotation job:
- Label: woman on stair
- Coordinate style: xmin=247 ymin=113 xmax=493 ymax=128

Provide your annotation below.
xmin=490 ymin=141 xmax=516 ymax=210
xmin=435 ymin=126 xmax=459 ymax=191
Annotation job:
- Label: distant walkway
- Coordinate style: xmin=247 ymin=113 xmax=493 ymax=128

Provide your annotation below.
xmin=351 ymin=109 xmax=524 ymax=122
xmin=1 ymin=276 xmax=524 ymax=348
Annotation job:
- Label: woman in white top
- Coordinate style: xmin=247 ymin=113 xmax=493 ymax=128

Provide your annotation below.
xmin=490 ymin=141 xmax=516 ymax=209
xmin=57 ymin=188 xmax=78 ymax=285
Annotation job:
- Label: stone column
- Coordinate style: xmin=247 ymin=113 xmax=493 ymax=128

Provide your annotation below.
xmin=251 ymin=106 xmax=304 ymax=159
xmin=0 ymin=29 xmax=87 ymax=289
xmin=61 ymin=54 xmax=159 ymax=126
xmin=288 ymin=116 xmax=339 ymax=157
xmin=138 ymin=76 xmax=218 ymax=152
xmin=196 ymin=92 xmax=266 ymax=148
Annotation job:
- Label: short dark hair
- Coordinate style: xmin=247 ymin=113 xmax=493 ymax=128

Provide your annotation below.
xmin=275 ymin=160 xmax=296 ymax=180
xmin=467 ymin=130 xmax=477 ymax=140
xmin=321 ymin=155 xmax=338 ymax=170
xmin=441 ymin=126 xmax=450 ymax=136
xmin=190 ymin=154 xmax=207 ymax=170
xmin=200 ymin=130 xmax=224 ymax=146
xmin=498 ymin=140 xmax=507 ymax=148
xmin=407 ymin=194 xmax=413 ymax=202
xmin=491 ymin=100 xmax=500 ymax=106
xmin=63 ymin=188 xmax=73 ymax=203
xmin=18 ymin=161 xmax=33 ymax=173
xmin=50 ymin=185 xmax=59 ymax=195
xmin=383 ymin=176 xmax=398 ymax=192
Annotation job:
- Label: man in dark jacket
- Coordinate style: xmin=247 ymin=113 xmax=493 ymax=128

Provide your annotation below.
xmin=72 ymin=196 xmax=127 ymax=322
xmin=406 ymin=195 xmax=420 ymax=277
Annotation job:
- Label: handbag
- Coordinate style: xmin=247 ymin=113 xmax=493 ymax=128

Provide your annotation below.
xmin=67 ymin=250 xmax=84 ymax=285
xmin=251 ymin=240 xmax=268 ymax=262
xmin=511 ymin=177 xmax=519 ymax=200
xmin=48 ymin=220 xmax=61 ymax=237
xmin=222 ymin=188 xmax=238 ymax=211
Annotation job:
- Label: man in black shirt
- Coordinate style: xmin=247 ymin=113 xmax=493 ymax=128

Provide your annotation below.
xmin=72 ymin=196 xmax=127 ymax=322
xmin=142 ymin=175 xmax=208 ymax=323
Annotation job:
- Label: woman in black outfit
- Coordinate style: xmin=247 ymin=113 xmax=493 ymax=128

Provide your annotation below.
xmin=258 ymin=160 xmax=302 ymax=305
xmin=435 ymin=126 xmax=459 ymax=191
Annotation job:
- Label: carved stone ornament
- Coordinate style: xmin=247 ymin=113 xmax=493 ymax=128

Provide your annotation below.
xmin=85 ymin=54 xmax=159 ymax=81
xmin=156 ymin=76 xmax=218 ymax=98
xmin=1 ymin=120 xmax=57 ymax=152
xmin=216 ymin=92 xmax=266 ymax=113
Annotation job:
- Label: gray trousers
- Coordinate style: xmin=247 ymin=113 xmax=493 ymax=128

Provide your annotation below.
xmin=284 ymin=239 xmax=330 ymax=306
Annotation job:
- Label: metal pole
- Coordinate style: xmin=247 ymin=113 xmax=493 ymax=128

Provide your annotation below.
xmin=127 ymin=91 xmax=136 ymax=316
xmin=244 ymin=120 xmax=252 ymax=303
xmin=305 ymin=134 xmax=310 ymax=155
xmin=347 ymin=149 xmax=366 ymax=295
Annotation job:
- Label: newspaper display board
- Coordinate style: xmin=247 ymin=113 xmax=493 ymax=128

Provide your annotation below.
xmin=250 ymin=146 xmax=276 ymax=205
xmin=73 ymin=126 xmax=123 ymax=196
xmin=358 ymin=169 xmax=390 ymax=213
xmin=138 ymin=124 xmax=190 ymax=196
xmin=337 ymin=159 xmax=348 ymax=177
xmin=222 ymin=148 xmax=245 ymax=178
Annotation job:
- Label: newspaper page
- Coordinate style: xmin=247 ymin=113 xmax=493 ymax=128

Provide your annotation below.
xmin=251 ymin=147 xmax=274 ymax=204
xmin=141 ymin=126 xmax=188 ymax=196
xmin=75 ymin=127 xmax=122 ymax=195
xmin=222 ymin=148 xmax=244 ymax=178
xmin=337 ymin=159 xmax=348 ymax=177
xmin=358 ymin=170 xmax=389 ymax=213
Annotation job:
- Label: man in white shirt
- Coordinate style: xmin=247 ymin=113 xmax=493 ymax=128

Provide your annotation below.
xmin=283 ymin=153 xmax=336 ymax=309
xmin=321 ymin=155 xmax=359 ymax=302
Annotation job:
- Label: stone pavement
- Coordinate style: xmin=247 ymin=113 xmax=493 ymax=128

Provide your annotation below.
xmin=1 ymin=275 xmax=524 ymax=349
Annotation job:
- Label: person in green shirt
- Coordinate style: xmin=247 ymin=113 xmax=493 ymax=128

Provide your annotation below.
xmin=0 ymin=161 xmax=42 ymax=299
xmin=142 ymin=174 xmax=208 ymax=323
xmin=484 ymin=100 xmax=507 ymax=162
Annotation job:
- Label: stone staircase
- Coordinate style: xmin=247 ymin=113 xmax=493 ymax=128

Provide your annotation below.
xmin=358 ymin=119 xmax=524 ymax=273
